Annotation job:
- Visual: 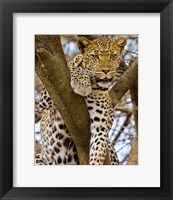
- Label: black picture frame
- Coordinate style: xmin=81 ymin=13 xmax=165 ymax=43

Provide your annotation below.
xmin=0 ymin=0 xmax=173 ymax=199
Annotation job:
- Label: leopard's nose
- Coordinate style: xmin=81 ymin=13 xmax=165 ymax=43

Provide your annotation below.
xmin=102 ymin=69 xmax=110 ymax=74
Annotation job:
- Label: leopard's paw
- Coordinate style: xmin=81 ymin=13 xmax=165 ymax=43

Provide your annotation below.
xmin=71 ymin=74 xmax=92 ymax=96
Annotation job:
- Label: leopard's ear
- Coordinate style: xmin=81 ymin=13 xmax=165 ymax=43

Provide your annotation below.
xmin=77 ymin=37 xmax=93 ymax=53
xmin=115 ymin=38 xmax=127 ymax=49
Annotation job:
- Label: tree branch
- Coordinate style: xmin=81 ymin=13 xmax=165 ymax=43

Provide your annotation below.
xmin=108 ymin=58 xmax=138 ymax=106
xmin=112 ymin=113 xmax=132 ymax=146
xmin=115 ymin=107 xmax=133 ymax=113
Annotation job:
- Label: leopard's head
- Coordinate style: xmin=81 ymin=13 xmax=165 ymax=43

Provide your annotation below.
xmin=77 ymin=36 xmax=127 ymax=88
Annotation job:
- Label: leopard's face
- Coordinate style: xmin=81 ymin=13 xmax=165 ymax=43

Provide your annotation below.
xmin=78 ymin=37 xmax=127 ymax=88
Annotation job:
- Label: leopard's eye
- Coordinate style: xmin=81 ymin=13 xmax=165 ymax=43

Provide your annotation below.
xmin=111 ymin=53 xmax=117 ymax=59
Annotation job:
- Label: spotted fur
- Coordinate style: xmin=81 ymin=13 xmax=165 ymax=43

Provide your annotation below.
xmin=35 ymin=36 xmax=127 ymax=165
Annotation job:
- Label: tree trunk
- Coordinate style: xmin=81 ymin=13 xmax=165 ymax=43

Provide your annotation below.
xmin=128 ymin=81 xmax=138 ymax=165
xmin=35 ymin=35 xmax=90 ymax=164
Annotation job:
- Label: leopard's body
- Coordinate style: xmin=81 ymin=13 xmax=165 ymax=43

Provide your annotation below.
xmin=35 ymin=36 xmax=127 ymax=165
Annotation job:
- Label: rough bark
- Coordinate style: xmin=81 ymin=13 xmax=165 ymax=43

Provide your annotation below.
xmin=108 ymin=58 xmax=138 ymax=106
xmin=127 ymin=137 xmax=138 ymax=165
xmin=104 ymin=150 xmax=111 ymax=165
xmin=35 ymin=35 xmax=111 ymax=165
xmin=128 ymin=80 xmax=138 ymax=165
xmin=130 ymin=81 xmax=138 ymax=134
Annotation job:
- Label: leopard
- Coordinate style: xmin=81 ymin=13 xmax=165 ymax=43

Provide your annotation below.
xmin=35 ymin=36 xmax=127 ymax=165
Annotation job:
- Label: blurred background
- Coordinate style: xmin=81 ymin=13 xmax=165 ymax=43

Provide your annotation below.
xmin=35 ymin=35 xmax=138 ymax=165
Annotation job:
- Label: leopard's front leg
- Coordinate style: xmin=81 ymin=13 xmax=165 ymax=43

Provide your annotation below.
xmin=68 ymin=54 xmax=92 ymax=97
xmin=89 ymin=120 xmax=109 ymax=165
xmin=85 ymin=92 xmax=115 ymax=165
xmin=71 ymin=81 xmax=118 ymax=165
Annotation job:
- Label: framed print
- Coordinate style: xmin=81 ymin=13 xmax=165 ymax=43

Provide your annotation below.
xmin=0 ymin=0 xmax=173 ymax=199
